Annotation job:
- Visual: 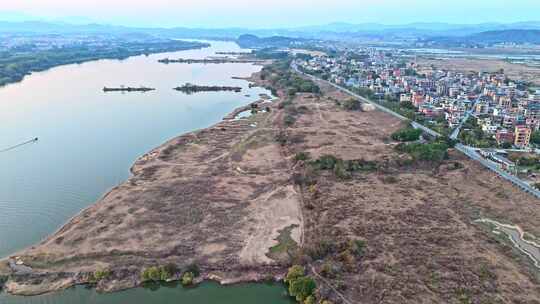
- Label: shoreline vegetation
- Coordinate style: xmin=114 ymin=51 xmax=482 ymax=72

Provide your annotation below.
xmin=0 ymin=40 xmax=209 ymax=87
xmin=173 ymin=83 xmax=242 ymax=94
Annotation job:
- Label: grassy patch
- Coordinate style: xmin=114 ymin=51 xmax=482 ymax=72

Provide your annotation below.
xmin=230 ymin=130 xmax=273 ymax=161
xmin=266 ymin=224 xmax=299 ymax=262
xmin=391 ymin=126 xmax=422 ymax=142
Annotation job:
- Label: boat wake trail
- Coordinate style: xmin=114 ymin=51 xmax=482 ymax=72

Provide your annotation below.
xmin=0 ymin=138 xmax=38 ymax=153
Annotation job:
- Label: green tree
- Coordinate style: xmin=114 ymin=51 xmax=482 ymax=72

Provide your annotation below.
xmin=141 ymin=266 xmax=161 ymax=282
xmin=304 ymin=295 xmax=316 ymax=304
xmin=285 ymin=265 xmax=305 ymax=284
xmin=531 ymin=131 xmax=540 ymax=145
xmin=342 ymin=98 xmax=361 ymax=111
xmin=289 ymin=276 xmax=317 ymax=302
xmin=182 ymin=272 xmax=195 ymax=286
xmin=391 ymin=127 xmax=422 ymax=142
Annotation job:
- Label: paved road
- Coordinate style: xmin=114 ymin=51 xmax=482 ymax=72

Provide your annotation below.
xmin=450 ymin=98 xmax=479 ymax=140
xmin=456 ymin=144 xmax=540 ymax=198
xmin=292 ymin=63 xmax=540 ymax=199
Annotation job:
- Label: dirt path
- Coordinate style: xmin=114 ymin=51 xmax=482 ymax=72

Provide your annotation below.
xmin=310 ymin=266 xmax=354 ymax=304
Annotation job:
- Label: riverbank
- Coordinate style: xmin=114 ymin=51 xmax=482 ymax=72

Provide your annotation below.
xmin=3 ymin=61 xmax=540 ymax=303
xmin=0 ymin=70 xmax=303 ymax=296
xmin=0 ymin=40 xmax=209 ymax=88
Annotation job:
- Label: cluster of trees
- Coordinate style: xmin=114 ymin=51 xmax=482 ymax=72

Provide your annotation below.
xmin=307 ymin=154 xmax=377 ymax=180
xmin=459 ymin=118 xmax=497 ymax=148
xmin=509 ymin=154 xmax=540 ymax=170
xmin=254 ymin=48 xmax=290 ymax=60
xmin=396 ymin=141 xmax=450 ymax=163
xmin=531 ymin=131 xmax=540 ymax=145
xmin=88 ymin=268 xmax=112 ymax=284
xmin=341 ymin=98 xmax=361 ymax=111
xmin=261 ymin=61 xmax=320 ymax=96
xmin=0 ymin=40 xmax=206 ymax=87
xmin=352 ymin=87 xmax=375 ymax=100
xmin=391 ymin=126 xmax=423 ymax=142
xmin=285 ymin=266 xmax=317 ymax=304
xmin=141 ymin=263 xmax=200 ymax=286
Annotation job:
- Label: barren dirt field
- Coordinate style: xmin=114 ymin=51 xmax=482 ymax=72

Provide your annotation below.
xmin=1 ymin=69 xmax=540 ymax=303
xmin=285 ymin=80 xmax=540 ymax=304
xmin=417 ymin=57 xmax=540 ymax=85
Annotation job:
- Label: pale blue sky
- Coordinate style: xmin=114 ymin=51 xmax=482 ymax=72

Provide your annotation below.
xmin=1 ymin=0 xmax=538 ymax=28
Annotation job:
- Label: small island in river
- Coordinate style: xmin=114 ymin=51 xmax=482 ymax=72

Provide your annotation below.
xmin=173 ymin=83 xmax=242 ymax=94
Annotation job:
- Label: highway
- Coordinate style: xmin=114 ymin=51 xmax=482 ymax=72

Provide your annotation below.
xmin=456 ymin=144 xmax=540 ymax=198
xmin=292 ymin=63 xmax=540 ymax=199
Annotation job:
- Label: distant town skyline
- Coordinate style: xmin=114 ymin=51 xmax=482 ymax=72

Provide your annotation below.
xmin=0 ymin=0 xmax=539 ymax=28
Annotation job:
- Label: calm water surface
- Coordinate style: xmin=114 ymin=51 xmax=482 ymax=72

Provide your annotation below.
xmin=1 ymin=282 xmax=293 ymax=304
xmin=0 ymin=41 xmax=291 ymax=303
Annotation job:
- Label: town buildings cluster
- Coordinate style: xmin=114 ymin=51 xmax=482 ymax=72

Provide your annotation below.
xmin=296 ymin=49 xmax=540 ymax=148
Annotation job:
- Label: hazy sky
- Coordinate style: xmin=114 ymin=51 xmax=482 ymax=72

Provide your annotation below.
xmin=1 ymin=0 xmax=539 ymax=28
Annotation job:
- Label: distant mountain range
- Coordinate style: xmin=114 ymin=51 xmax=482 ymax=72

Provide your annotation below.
xmin=236 ymin=34 xmax=303 ymax=48
xmin=3 ymin=20 xmax=540 ymax=44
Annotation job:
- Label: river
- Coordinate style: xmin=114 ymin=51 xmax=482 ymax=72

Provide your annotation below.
xmin=0 ymin=41 xmax=293 ymax=303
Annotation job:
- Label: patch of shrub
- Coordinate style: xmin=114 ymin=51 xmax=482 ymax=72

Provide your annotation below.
xmin=395 ymin=142 xmax=449 ymax=163
xmin=284 ymin=114 xmax=297 ymax=126
xmin=309 ymin=155 xmax=378 ymax=179
xmin=381 ymin=176 xmax=399 ymax=184
xmin=294 ymin=152 xmax=311 ymax=162
xmin=0 ymin=275 xmax=6 ymax=289
xmin=391 ymin=127 xmax=422 ymax=142
xmin=305 ymin=239 xmax=336 ymax=260
xmin=141 ymin=265 xmax=177 ymax=282
xmin=93 ymin=269 xmax=111 ymax=281
xmin=351 ymin=239 xmax=366 ymax=257
xmin=181 ymin=271 xmax=194 ymax=286
xmin=185 ymin=263 xmax=200 ymax=277
xmin=304 ymin=295 xmax=316 ymax=304
xmin=141 ymin=266 xmax=161 ymax=282
xmin=320 ymin=262 xmax=338 ymax=279
xmin=449 ymin=162 xmax=464 ymax=170
xmin=333 ymin=161 xmax=352 ymax=180
xmin=342 ymin=98 xmax=361 ymax=111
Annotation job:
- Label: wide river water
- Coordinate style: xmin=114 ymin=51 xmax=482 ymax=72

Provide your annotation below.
xmin=0 ymin=41 xmax=293 ymax=303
